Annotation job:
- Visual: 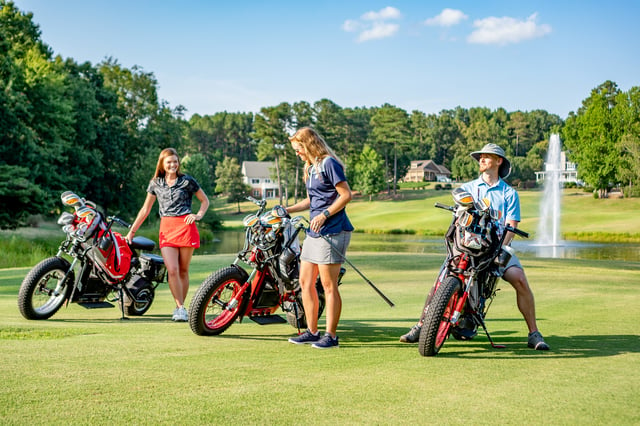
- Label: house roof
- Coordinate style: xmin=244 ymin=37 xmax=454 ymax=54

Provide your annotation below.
xmin=409 ymin=160 xmax=451 ymax=175
xmin=242 ymin=161 xmax=274 ymax=179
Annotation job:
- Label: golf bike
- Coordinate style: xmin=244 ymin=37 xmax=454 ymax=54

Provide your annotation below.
xmin=418 ymin=188 xmax=529 ymax=356
xmin=188 ymin=196 xmax=344 ymax=336
xmin=18 ymin=191 xmax=166 ymax=320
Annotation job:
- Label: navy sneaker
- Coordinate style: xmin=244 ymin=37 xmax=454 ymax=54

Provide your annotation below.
xmin=288 ymin=329 xmax=320 ymax=345
xmin=399 ymin=325 xmax=421 ymax=343
xmin=528 ymin=331 xmax=550 ymax=350
xmin=312 ymin=333 xmax=339 ymax=349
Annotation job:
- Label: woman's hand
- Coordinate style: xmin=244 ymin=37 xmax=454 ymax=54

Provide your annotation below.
xmin=184 ymin=213 xmax=200 ymax=225
xmin=125 ymin=231 xmax=135 ymax=243
xmin=309 ymin=213 xmax=327 ymax=233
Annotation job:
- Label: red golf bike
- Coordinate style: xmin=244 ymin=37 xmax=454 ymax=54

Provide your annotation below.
xmin=188 ymin=197 xmax=344 ymax=336
xmin=418 ymin=188 xmax=529 ymax=356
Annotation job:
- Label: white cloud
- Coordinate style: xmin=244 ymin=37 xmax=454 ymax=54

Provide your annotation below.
xmin=342 ymin=19 xmax=361 ymax=33
xmin=467 ymin=13 xmax=552 ymax=45
xmin=424 ymin=8 xmax=468 ymax=27
xmin=362 ymin=6 xmax=401 ymax=21
xmin=358 ymin=22 xmax=400 ymax=42
xmin=343 ymin=6 xmax=401 ymax=43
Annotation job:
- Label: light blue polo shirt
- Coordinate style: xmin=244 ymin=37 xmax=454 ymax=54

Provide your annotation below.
xmin=460 ymin=177 xmax=520 ymax=225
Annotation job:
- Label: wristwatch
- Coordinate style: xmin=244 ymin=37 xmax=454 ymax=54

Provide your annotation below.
xmin=322 ymin=209 xmax=330 ymax=218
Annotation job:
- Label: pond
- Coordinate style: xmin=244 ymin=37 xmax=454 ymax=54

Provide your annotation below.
xmin=198 ymin=231 xmax=640 ymax=262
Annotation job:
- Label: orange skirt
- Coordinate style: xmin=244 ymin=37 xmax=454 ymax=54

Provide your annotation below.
xmin=159 ymin=216 xmax=200 ymax=249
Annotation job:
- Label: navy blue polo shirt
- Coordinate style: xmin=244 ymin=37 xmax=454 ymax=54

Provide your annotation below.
xmin=307 ymin=156 xmax=354 ymax=237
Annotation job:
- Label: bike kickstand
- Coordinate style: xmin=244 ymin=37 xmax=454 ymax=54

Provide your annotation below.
xmin=478 ymin=317 xmax=505 ymax=349
xmin=292 ymin=295 xmax=302 ymax=334
xmin=118 ymin=286 xmax=129 ymax=321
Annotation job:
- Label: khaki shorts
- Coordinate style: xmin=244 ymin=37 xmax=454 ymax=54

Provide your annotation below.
xmin=300 ymin=231 xmax=351 ymax=265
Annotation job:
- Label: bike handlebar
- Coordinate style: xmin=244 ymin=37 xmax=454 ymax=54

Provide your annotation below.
xmin=506 ymin=225 xmax=529 ymax=239
xmin=435 ymin=202 xmax=529 ymax=239
xmin=108 ymin=216 xmax=131 ymax=229
xmin=434 ymin=202 xmax=455 ymax=212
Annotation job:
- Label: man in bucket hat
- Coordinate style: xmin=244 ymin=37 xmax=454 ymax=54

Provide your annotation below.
xmin=400 ymin=143 xmax=550 ymax=350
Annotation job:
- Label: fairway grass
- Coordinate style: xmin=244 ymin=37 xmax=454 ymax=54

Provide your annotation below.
xmin=217 ymin=188 xmax=640 ymax=241
xmin=1 ymin=252 xmax=639 ymax=425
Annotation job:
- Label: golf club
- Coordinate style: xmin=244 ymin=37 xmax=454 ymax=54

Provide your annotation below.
xmin=317 ymin=231 xmax=395 ymax=308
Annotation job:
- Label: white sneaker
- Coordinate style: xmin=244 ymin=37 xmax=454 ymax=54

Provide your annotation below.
xmin=174 ymin=306 xmax=188 ymax=322
xmin=171 ymin=308 xmax=180 ymax=321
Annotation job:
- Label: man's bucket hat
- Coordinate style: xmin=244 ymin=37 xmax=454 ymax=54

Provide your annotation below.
xmin=470 ymin=143 xmax=511 ymax=179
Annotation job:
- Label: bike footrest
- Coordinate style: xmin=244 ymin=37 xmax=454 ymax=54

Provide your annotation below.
xmin=77 ymin=301 xmax=115 ymax=309
xmin=249 ymin=315 xmax=287 ymax=325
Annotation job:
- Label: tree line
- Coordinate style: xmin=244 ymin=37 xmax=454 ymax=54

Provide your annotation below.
xmin=1 ymin=1 xmax=639 ymax=229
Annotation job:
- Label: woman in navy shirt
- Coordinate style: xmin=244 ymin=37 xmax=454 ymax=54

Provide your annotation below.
xmin=286 ymin=127 xmax=353 ymax=349
xmin=126 ymin=148 xmax=209 ymax=322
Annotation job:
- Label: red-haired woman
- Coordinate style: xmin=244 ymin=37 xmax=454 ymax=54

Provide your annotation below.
xmin=126 ymin=148 xmax=209 ymax=322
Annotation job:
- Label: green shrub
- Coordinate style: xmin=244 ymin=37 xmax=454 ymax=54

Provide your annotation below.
xmin=0 ymin=236 xmax=59 ymax=268
xmin=200 ymin=210 xmax=223 ymax=231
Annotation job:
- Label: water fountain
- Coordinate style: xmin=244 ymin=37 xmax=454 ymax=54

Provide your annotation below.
xmin=535 ymin=133 xmax=563 ymax=257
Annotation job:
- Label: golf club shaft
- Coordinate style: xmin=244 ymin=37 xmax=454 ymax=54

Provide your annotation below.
xmin=319 ymin=233 xmax=395 ymax=307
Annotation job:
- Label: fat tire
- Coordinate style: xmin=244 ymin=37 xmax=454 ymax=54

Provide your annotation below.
xmin=188 ymin=266 xmax=249 ymax=336
xmin=418 ymin=276 xmax=462 ymax=356
xmin=18 ymin=257 xmax=74 ymax=320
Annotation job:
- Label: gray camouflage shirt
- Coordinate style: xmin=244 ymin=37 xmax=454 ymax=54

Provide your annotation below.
xmin=147 ymin=175 xmax=201 ymax=217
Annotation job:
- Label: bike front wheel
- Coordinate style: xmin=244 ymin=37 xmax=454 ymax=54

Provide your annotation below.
xmin=418 ymin=276 xmax=462 ymax=356
xmin=18 ymin=257 xmax=74 ymax=320
xmin=188 ymin=266 xmax=249 ymax=336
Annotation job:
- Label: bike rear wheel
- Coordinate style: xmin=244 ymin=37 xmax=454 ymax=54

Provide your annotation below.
xmin=120 ymin=277 xmax=155 ymax=316
xmin=188 ymin=266 xmax=249 ymax=336
xmin=418 ymin=276 xmax=462 ymax=356
xmin=18 ymin=257 xmax=74 ymax=320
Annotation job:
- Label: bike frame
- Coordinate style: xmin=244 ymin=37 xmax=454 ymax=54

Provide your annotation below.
xmin=430 ymin=203 xmax=528 ymax=349
xmin=227 ymin=206 xmax=305 ymax=322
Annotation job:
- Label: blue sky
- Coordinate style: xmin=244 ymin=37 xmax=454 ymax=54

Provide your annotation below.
xmin=14 ymin=1 xmax=640 ymax=119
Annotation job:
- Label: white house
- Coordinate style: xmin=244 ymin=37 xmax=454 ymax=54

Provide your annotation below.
xmin=535 ymin=152 xmax=581 ymax=184
xmin=241 ymin=161 xmax=280 ymax=199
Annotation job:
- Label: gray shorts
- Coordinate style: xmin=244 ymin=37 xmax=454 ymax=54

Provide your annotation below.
xmin=499 ymin=251 xmax=523 ymax=278
xmin=300 ymin=231 xmax=352 ymax=265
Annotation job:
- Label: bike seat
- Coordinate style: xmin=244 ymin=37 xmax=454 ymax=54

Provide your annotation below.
xmin=129 ymin=236 xmax=156 ymax=251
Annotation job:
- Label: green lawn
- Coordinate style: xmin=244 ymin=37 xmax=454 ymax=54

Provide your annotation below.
xmin=216 ymin=188 xmax=640 ymax=241
xmin=1 ymin=252 xmax=639 ymax=424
